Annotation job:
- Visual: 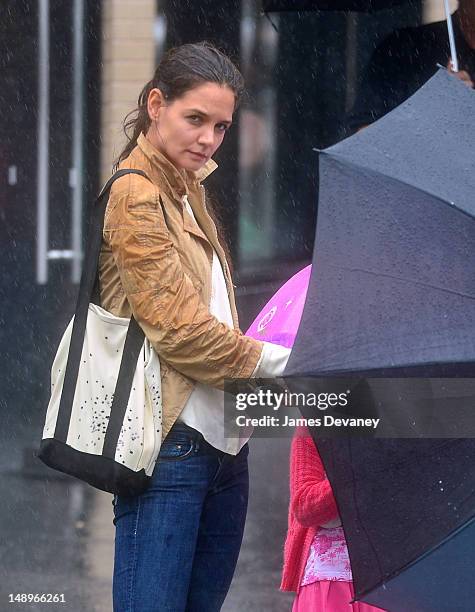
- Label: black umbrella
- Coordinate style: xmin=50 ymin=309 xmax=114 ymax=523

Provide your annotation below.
xmin=284 ymin=69 xmax=475 ymax=610
xmin=263 ymin=0 xmax=408 ymax=12
xmin=286 ymin=69 xmax=475 ymax=379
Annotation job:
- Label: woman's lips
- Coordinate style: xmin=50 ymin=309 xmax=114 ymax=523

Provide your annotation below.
xmin=187 ymin=150 xmax=207 ymax=161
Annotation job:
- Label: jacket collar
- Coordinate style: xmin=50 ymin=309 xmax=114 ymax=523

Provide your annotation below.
xmin=136 ymin=133 xmax=217 ymax=197
xmin=193 ymin=159 xmax=218 ymax=182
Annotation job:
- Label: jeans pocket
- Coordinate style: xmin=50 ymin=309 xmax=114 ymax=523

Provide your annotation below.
xmin=158 ymin=437 xmax=195 ymax=461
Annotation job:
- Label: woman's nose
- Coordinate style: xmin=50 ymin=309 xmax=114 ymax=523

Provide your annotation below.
xmin=198 ymin=127 xmax=214 ymax=146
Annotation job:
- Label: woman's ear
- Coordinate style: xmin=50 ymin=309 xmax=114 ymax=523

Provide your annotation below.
xmin=147 ymin=88 xmax=165 ymax=122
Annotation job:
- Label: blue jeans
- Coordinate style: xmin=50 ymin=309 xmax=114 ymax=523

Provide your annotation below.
xmin=112 ymin=423 xmax=249 ymax=612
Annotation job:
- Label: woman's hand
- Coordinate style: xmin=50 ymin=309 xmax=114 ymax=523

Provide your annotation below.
xmin=447 ymin=59 xmax=474 ymax=88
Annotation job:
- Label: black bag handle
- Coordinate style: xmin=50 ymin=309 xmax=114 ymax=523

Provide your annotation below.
xmin=54 ymin=169 xmax=151 ymax=454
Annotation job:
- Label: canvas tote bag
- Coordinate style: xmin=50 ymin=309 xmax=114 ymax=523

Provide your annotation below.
xmin=38 ymin=169 xmax=162 ymax=496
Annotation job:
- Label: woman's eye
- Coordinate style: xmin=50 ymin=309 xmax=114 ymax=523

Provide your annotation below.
xmin=216 ymin=123 xmax=228 ymax=132
xmin=188 ymin=115 xmax=201 ymax=124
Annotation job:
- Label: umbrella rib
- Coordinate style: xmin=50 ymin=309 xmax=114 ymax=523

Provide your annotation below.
xmin=286 ymin=358 xmax=475 ymax=377
xmin=346 ymin=440 xmax=387 ymax=581
xmin=325 ymin=263 xmax=475 ymax=301
xmin=322 ymin=153 xmax=475 ymax=222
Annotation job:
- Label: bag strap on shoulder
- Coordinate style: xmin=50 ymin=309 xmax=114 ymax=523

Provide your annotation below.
xmin=55 ymin=169 xmax=152 ymax=445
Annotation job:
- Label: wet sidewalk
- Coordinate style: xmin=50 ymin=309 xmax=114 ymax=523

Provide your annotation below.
xmin=1 ymin=436 xmax=294 ymax=612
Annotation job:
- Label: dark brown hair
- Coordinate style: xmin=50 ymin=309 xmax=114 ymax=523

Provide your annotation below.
xmin=115 ymin=41 xmax=243 ymax=270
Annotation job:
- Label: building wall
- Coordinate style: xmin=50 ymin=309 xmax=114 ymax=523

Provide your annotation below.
xmin=100 ymin=0 xmax=156 ymax=182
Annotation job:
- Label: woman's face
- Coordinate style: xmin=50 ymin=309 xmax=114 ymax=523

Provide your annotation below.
xmin=146 ymin=82 xmax=235 ymax=172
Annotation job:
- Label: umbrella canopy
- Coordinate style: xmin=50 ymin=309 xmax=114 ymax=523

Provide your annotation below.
xmin=263 ymin=0 xmax=408 ymax=11
xmin=246 ymin=265 xmax=311 ymax=348
xmin=286 ymin=68 xmax=475 ymax=379
xmin=284 ymin=69 xmax=475 ymax=610
xmin=317 ymin=437 xmax=475 ymax=611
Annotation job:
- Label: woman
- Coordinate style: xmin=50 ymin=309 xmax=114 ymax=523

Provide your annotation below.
xmin=99 ymin=42 xmax=290 ymax=611
xmin=281 ymin=428 xmax=385 ymax=611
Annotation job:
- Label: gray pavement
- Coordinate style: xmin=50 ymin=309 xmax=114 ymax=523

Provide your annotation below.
xmin=1 ymin=436 xmax=294 ymax=612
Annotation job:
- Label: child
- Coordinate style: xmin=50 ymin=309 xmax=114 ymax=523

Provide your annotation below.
xmin=281 ymin=427 xmax=385 ymax=611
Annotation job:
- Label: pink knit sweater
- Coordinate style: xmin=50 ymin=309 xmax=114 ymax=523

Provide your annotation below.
xmin=280 ymin=428 xmax=339 ymax=593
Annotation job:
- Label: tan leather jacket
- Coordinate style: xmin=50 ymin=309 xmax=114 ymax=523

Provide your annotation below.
xmin=99 ymin=134 xmax=263 ymax=438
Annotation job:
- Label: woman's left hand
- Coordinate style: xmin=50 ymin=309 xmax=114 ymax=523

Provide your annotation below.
xmin=447 ymin=59 xmax=474 ymax=88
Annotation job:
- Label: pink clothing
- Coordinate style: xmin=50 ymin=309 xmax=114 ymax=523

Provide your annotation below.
xmin=302 ymin=526 xmax=352 ymax=585
xmin=292 ymin=580 xmax=386 ymax=612
xmin=281 ymin=428 xmax=339 ymax=593
xmin=282 ymin=428 xmax=387 ymax=611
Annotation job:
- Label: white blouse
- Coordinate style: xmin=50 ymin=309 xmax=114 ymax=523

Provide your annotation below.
xmin=177 ymin=196 xmax=291 ymax=454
